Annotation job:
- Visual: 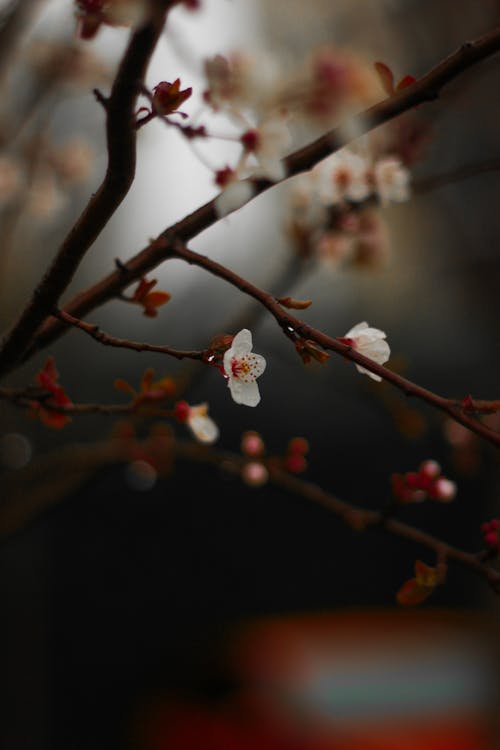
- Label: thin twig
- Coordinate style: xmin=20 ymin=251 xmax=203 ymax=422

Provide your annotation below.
xmin=54 ymin=308 xmax=205 ymax=361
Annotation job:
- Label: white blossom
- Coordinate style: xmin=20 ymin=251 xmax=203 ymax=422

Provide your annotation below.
xmin=246 ymin=117 xmax=292 ymax=181
xmin=373 ymin=156 xmax=410 ymax=205
xmin=313 ymin=148 xmax=371 ymax=205
xmin=187 ymin=403 xmax=219 ymax=444
xmin=343 ymin=321 xmax=390 ymax=381
xmin=223 ymin=329 xmax=266 ymax=406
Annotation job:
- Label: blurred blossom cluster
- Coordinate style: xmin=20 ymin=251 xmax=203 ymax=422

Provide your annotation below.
xmin=0 ymin=33 xmax=109 ymax=274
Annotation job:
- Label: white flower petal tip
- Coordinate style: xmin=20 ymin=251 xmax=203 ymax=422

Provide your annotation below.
xmin=343 ymin=321 xmax=390 ymax=382
xmin=223 ymin=328 xmax=266 ymax=407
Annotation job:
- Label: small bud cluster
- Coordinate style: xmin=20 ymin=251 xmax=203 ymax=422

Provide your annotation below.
xmin=241 ymin=430 xmax=268 ymax=486
xmin=391 ymin=460 xmax=457 ymax=504
xmin=239 ymin=431 xmax=310 ymax=486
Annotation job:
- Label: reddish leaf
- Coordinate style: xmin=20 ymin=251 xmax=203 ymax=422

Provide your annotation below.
xmin=396 ymin=578 xmax=433 ymax=606
xmin=396 ymin=74 xmax=417 ymax=91
xmin=374 ymin=61 xmax=395 ymax=96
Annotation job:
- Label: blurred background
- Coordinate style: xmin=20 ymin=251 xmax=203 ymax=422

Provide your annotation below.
xmin=0 ymin=0 xmax=499 ymax=748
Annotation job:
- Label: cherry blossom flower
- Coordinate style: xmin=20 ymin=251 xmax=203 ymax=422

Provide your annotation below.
xmin=174 ymin=400 xmax=219 ymax=443
xmin=186 ymin=403 xmax=219 ymax=444
xmin=373 ymin=156 xmax=410 ymax=205
xmin=340 ymin=321 xmax=390 ymax=381
xmin=313 ymin=148 xmax=371 ymax=205
xmin=223 ymin=329 xmax=266 ymax=406
xmin=241 ymin=116 xmax=292 ymax=181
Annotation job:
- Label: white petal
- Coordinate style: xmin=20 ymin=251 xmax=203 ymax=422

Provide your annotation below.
xmin=363 ymin=339 xmax=390 ymax=363
xmin=241 ymin=352 xmax=266 ymax=379
xmin=229 ymin=377 xmax=261 ymax=406
xmin=345 ymin=321 xmax=369 ymax=337
xmin=355 ymin=364 xmax=382 ymax=382
xmin=189 ymin=414 xmax=219 ymax=444
xmin=232 ymin=328 xmax=253 ymax=356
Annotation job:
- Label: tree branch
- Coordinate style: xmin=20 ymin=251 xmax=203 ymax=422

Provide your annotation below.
xmin=54 ymin=308 xmax=205 ymax=361
xmin=21 ymin=26 xmax=500 ymax=362
xmin=2 ymin=436 xmax=498 ymax=596
xmin=48 ymin=243 xmax=500 ymax=447
xmin=0 ymin=1 xmax=174 ymax=376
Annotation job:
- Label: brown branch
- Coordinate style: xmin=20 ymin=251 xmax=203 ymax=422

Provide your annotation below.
xmin=263 ymin=466 xmax=500 ymax=595
xmin=0 ymin=0 xmax=44 ymax=86
xmin=0 ymin=1 xmax=174 ymax=376
xmin=54 ymin=308 xmax=205 ymax=361
xmin=168 ymin=242 xmax=500 ymax=448
xmin=0 ymin=385 xmax=173 ymax=416
xmin=1 ymin=436 xmax=498 ymax=597
xmin=42 ymin=242 xmax=500 ymax=447
xmin=20 ymin=26 xmax=500 ymax=363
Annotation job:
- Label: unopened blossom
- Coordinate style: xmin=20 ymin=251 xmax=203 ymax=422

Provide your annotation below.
xmin=242 ymin=461 xmax=269 ymax=487
xmin=152 ymin=79 xmax=192 ymax=116
xmin=391 ymin=460 xmax=457 ymax=504
xmin=241 ymin=430 xmax=265 ymax=457
xmin=223 ymin=328 xmax=266 ymax=407
xmin=313 ymin=148 xmax=371 ymax=205
xmin=340 ymin=321 xmax=390 ymax=381
xmin=373 ymin=156 xmax=410 ymax=205
xmin=241 ymin=117 xmax=292 ymax=181
xmin=481 ymin=519 xmax=500 ymax=551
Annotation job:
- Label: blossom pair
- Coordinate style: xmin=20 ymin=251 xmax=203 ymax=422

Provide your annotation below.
xmin=222 ymin=322 xmax=390 ymax=410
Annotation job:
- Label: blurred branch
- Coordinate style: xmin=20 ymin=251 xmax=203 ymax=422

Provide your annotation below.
xmin=0 ymin=386 xmax=169 ymax=415
xmin=0 ymin=0 xmax=44 ymax=86
xmin=0 ymin=1 xmax=175 ymax=376
xmin=2 ymin=436 xmax=499 ymax=595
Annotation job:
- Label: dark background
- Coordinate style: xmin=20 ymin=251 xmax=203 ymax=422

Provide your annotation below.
xmin=1 ymin=0 xmax=500 ymax=748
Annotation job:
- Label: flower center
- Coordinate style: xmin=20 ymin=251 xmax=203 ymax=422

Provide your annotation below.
xmin=231 ymin=355 xmax=258 ymax=383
